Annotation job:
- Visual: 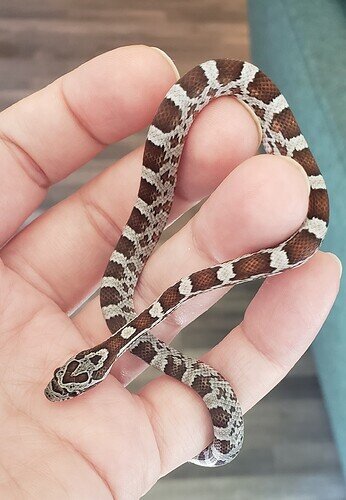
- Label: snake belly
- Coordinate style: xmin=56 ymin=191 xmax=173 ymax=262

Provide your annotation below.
xmin=45 ymin=59 xmax=329 ymax=468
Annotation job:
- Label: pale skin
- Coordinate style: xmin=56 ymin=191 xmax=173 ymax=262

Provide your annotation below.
xmin=0 ymin=45 xmax=341 ymax=499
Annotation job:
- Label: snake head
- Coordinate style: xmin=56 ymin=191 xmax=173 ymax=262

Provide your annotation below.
xmin=44 ymin=348 xmax=111 ymax=402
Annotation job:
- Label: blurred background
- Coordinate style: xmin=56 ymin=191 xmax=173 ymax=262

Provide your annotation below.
xmin=1 ymin=1 xmax=345 ymax=498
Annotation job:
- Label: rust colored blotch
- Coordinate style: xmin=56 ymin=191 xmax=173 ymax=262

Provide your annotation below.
xmin=159 ymin=283 xmax=184 ymax=312
xmin=214 ymin=438 xmax=232 ymax=455
xmin=104 ymin=261 xmax=123 ymax=279
xmin=128 ymin=207 xmax=148 ymax=233
xmin=191 ymin=375 xmax=212 ymax=398
xmin=100 ymin=287 xmax=123 ymax=308
xmin=247 ymin=70 xmax=281 ymax=104
xmin=117 ymin=236 xmax=136 ymax=257
xmin=215 ymin=59 xmax=244 ymax=85
xmin=233 ymin=252 xmax=273 ymax=280
xmin=210 ymin=407 xmax=231 ymax=428
xmin=143 ymin=141 xmax=165 ymax=173
xmin=106 ymin=315 xmax=127 ymax=334
xmin=271 ymin=107 xmax=301 ymax=139
xmin=190 ymin=267 xmax=221 ymax=292
xmin=179 ymin=65 xmax=209 ymax=98
xmin=139 ymin=178 xmax=159 ymax=205
xmin=292 ymin=148 xmax=320 ymax=176
xmin=131 ymin=341 xmax=158 ymax=364
xmin=132 ymin=310 xmax=155 ymax=331
xmin=164 ymin=355 xmax=187 ymax=380
xmin=153 ymin=98 xmax=182 ymax=133
xmin=308 ymin=189 xmax=329 ymax=222
xmin=283 ymin=229 xmax=320 ymax=264
xmin=104 ymin=336 xmax=127 ymax=356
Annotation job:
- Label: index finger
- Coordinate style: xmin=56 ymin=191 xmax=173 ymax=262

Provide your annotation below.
xmin=0 ymin=45 xmax=179 ymax=245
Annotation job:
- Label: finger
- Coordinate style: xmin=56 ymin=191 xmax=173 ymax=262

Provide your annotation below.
xmin=0 ymin=45 xmax=179 ymax=244
xmin=137 ymin=251 xmax=341 ymax=474
xmin=1 ymin=251 xmax=338 ymax=497
xmin=2 ymin=95 xmax=261 ymax=310
xmin=72 ymin=153 xmax=310 ymax=382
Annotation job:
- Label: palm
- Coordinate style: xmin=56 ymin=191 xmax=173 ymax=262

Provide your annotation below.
xmin=0 ymin=268 xmax=143 ymax=498
xmin=0 ymin=46 xmax=340 ymax=499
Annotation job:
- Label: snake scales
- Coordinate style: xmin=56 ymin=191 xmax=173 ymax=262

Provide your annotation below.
xmin=45 ymin=59 xmax=329 ymax=467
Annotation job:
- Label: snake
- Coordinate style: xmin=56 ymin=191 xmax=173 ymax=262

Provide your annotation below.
xmin=44 ymin=59 xmax=329 ymax=467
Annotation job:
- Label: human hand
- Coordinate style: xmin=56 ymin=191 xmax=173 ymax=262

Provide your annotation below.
xmin=0 ymin=45 xmax=341 ymax=499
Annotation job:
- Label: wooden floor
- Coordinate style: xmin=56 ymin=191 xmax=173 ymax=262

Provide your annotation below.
xmin=1 ymin=1 xmax=345 ymax=498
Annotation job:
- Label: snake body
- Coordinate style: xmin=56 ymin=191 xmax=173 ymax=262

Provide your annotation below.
xmin=45 ymin=60 xmax=329 ymax=467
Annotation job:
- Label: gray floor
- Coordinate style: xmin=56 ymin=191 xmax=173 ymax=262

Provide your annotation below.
xmin=1 ymin=1 xmax=345 ymax=498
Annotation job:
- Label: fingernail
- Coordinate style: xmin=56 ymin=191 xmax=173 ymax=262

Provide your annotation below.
xmin=326 ymin=252 xmax=343 ymax=279
xmin=236 ymin=100 xmax=263 ymax=149
xmin=150 ymin=47 xmax=180 ymax=80
xmin=282 ymin=157 xmax=311 ymax=196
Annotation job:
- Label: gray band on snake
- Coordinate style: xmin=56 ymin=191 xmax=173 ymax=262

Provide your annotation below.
xmin=45 ymin=59 xmax=329 ymax=468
